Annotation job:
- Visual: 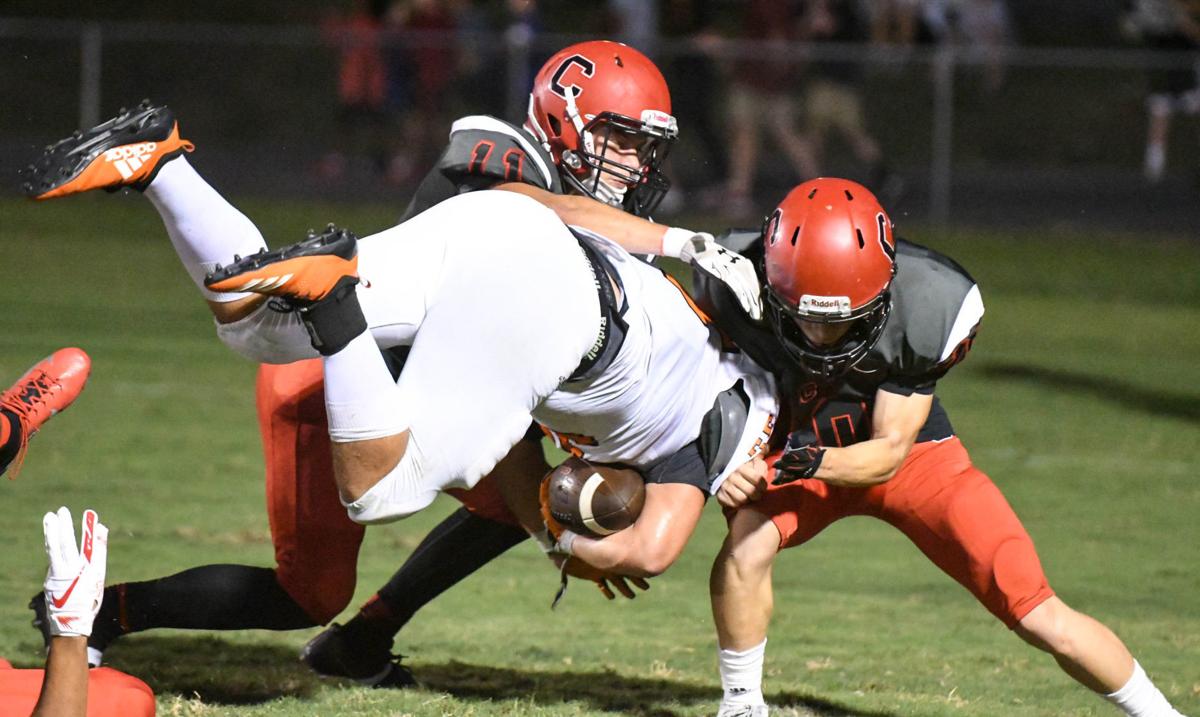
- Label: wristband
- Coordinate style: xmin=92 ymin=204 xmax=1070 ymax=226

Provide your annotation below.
xmin=557 ymin=529 xmax=579 ymax=556
xmin=660 ymin=227 xmax=695 ymax=258
xmin=530 ymin=527 xmax=555 ymax=554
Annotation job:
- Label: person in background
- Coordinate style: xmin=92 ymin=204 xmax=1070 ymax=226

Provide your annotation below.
xmin=722 ymin=0 xmax=820 ymax=218
xmin=799 ymin=0 xmax=901 ymax=202
xmin=1122 ymin=0 xmax=1200 ymax=182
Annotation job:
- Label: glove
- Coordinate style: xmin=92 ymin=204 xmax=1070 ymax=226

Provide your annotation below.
xmin=42 ymin=507 xmax=107 ymax=637
xmin=538 ymin=473 xmax=568 ymax=541
xmin=552 ymin=556 xmax=651 ymax=609
xmin=772 ymin=429 xmax=826 ymax=485
xmin=678 ymin=233 xmax=763 ymax=321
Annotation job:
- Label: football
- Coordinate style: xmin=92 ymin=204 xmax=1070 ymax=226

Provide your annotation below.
xmin=544 ymin=457 xmax=646 ymax=538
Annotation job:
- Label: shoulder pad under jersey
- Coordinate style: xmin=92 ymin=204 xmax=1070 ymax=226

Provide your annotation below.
xmin=401 ymin=116 xmax=562 ymax=220
xmin=439 ymin=115 xmax=560 ymax=192
xmin=862 ymin=239 xmax=984 ymax=389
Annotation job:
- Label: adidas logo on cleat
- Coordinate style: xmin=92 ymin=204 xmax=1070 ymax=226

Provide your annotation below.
xmin=104 ymin=142 xmax=158 ymax=180
xmin=232 ymin=274 xmax=296 ymax=293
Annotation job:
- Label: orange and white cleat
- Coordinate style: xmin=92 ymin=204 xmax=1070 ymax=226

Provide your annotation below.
xmin=0 ymin=348 xmax=92 ymax=478
xmin=22 ymin=100 xmax=194 ymax=200
xmin=204 ymin=225 xmax=359 ymax=303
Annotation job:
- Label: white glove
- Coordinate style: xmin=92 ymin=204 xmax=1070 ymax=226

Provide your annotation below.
xmin=679 ymin=233 xmax=763 ymax=321
xmin=42 ymin=507 xmax=107 ymax=638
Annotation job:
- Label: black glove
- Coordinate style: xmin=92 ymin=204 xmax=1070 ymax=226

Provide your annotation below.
xmin=772 ymin=428 xmax=826 ymax=485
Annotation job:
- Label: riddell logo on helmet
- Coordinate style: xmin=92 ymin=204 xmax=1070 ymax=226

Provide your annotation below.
xmin=640 ymin=109 xmax=677 ymax=135
xmin=799 ymin=294 xmax=851 ymax=316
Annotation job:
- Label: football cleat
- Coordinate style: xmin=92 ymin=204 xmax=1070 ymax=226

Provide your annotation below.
xmin=204 ymin=225 xmax=359 ymax=302
xmin=28 ymin=591 xmax=122 ymax=667
xmin=0 ymin=348 xmax=91 ymax=478
xmin=299 ymin=623 xmax=418 ymax=688
xmin=23 ymin=100 xmax=194 ymax=200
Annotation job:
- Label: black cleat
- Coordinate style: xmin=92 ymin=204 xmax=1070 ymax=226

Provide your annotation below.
xmin=299 ymin=623 xmax=418 ymax=688
xmin=29 ymin=591 xmax=123 ymax=667
xmin=23 ymin=100 xmax=193 ymax=200
xmin=203 ymin=224 xmax=359 ymax=303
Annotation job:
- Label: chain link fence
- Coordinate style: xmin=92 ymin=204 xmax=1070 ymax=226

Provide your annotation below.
xmin=3 ymin=17 xmax=1199 ymax=234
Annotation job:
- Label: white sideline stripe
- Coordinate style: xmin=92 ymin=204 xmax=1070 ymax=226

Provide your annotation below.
xmin=449 ymin=115 xmax=554 ymax=188
xmin=578 ymin=472 xmax=616 ymax=536
xmin=941 ymin=284 xmax=985 ymax=362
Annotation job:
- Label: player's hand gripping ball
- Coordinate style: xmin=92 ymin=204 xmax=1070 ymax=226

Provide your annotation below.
xmin=542 ymin=457 xmax=646 ymax=539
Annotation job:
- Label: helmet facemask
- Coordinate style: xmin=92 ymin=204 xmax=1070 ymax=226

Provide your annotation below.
xmin=558 ymin=92 xmax=677 ymax=217
xmin=764 ymin=283 xmax=892 ymax=381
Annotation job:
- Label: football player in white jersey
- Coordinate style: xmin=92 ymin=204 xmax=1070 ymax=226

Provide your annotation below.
xmin=24 ymin=40 xmax=769 ymax=685
xmin=195 ymin=188 xmax=777 ymax=531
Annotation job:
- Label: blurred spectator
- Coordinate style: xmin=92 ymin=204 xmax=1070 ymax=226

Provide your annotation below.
xmin=607 ymin=0 xmax=660 ymax=58
xmin=503 ymin=0 xmax=546 ymax=119
xmin=660 ymin=0 xmax=728 ymax=209
xmin=448 ymin=0 xmax=504 ymax=117
xmin=801 ymin=0 xmax=900 ymax=201
xmin=385 ymin=0 xmax=459 ymax=185
xmin=869 ymin=0 xmax=922 ymax=45
xmin=318 ymin=0 xmax=391 ymax=181
xmin=954 ymin=0 xmax=1014 ymax=94
xmin=722 ymin=0 xmax=819 ymax=218
xmin=1122 ymin=0 xmax=1200 ymax=183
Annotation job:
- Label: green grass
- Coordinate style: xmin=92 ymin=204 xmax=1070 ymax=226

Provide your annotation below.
xmin=0 ymin=194 xmax=1197 ymax=716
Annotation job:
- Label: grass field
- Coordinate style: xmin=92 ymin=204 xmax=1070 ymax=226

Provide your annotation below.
xmin=0 ymin=194 xmax=1197 ymax=717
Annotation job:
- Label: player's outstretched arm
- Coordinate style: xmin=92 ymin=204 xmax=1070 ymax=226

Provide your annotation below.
xmin=495 ymin=182 xmax=764 ymax=319
xmin=33 ymin=507 xmax=108 ymax=717
xmin=774 ymin=390 xmax=933 ymax=488
xmin=494 ymin=182 xmax=674 ymax=255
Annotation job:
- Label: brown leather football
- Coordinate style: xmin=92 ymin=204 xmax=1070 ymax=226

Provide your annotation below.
xmin=545 ymin=457 xmax=646 ymax=538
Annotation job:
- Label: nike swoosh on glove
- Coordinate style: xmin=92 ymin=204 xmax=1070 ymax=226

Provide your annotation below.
xmin=43 ymin=506 xmax=108 ymax=637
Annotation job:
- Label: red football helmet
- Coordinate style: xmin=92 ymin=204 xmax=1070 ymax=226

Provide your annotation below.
xmin=761 ymin=178 xmax=897 ymax=379
xmin=525 ymin=40 xmax=677 ymax=216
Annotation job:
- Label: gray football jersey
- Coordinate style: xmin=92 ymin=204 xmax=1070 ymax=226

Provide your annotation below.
xmin=698 ymin=237 xmax=984 ymax=446
xmin=401 ymin=115 xmax=562 ymax=221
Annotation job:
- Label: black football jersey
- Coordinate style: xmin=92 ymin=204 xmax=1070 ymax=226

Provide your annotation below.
xmin=400 ymin=115 xmax=562 ymax=221
xmin=697 ymin=237 xmax=984 ymax=447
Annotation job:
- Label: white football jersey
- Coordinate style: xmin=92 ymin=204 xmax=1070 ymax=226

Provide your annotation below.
xmin=533 ymin=229 xmax=777 ymax=493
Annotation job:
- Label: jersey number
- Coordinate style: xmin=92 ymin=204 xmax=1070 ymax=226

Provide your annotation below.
xmin=468 ymin=140 xmax=524 ymax=182
xmin=800 ymin=398 xmax=871 ymax=448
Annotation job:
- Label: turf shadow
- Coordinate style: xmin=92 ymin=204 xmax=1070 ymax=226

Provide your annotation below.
xmin=97 ymin=637 xmax=898 ymax=715
xmin=99 ymin=635 xmax=316 ymax=705
xmin=416 ymin=660 xmax=898 ymax=717
xmin=977 ymin=362 xmax=1200 ymax=423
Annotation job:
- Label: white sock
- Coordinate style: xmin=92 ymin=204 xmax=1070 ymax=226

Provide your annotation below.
xmin=323 ymin=331 xmax=406 ymax=442
xmin=718 ymin=639 xmax=767 ymax=707
xmin=1105 ymin=661 xmax=1185 ymax=717
xmin=143 ymin=157 xmax=267 ymax=300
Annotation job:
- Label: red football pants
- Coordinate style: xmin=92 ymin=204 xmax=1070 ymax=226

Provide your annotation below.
xmin=257 ymin=360 xmax=520 ymax=624
xmin=0 ymin=659 xmax=155 ymax=717
xmin=756 ymin=436 xmax=1054 ymax=628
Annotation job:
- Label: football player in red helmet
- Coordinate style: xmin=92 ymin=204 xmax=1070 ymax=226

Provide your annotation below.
xmin=760 ymin=178 xmax=896 ymax=381
xmin=696 ymin=178 xmax=1186 ymax=717
xmin=525 ymin=40 xmax=677 ymax=216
